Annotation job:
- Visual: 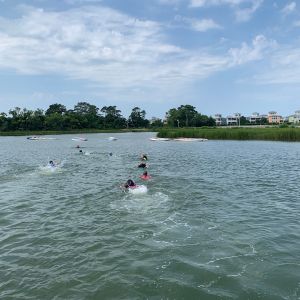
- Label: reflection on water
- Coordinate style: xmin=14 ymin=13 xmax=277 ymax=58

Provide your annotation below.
xmin=0 ymin=133 xmax=300 ymax=299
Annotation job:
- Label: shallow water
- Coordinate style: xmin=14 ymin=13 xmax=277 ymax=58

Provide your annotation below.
xmin=0 ymin=133 xmax=299 ymax=299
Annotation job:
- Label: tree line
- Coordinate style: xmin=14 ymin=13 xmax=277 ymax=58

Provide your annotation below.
xmin=0 ymin=102 xmax=216 ymax=131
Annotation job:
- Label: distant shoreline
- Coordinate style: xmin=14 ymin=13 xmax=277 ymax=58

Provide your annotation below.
xmin=157 ymin=127 xmax=300 ymax=142
xmin=0 ymin=128 xmax=155 ymax=136
xmin=2 ymin=127 xmax=300 ymax=142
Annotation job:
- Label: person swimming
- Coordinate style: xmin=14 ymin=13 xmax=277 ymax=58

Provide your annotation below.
xmin=138 ymin=162 xmax=147 ymax=168
xmin=140 ymin=171 xmax=151 ymax=180
xmin=141 ymin=154 xmax=148 ymax=161
xmin=79 ymin=149 xmax=83 ymax=153
xmin=49 ymin=160 xmax=55 ymax=167
xmin=109 ymin=152 xmax=113 ymax=156
xmin=124 ymin=179 xmax=136 ymax=189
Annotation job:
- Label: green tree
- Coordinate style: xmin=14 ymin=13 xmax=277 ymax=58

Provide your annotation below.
xmin=45 ymin=103 xmax=67 ymax=115
xmin=45 ymin=113 xmax=66 ymax=130
xmin=166 ymin=105 xmax=213 ymax=127
xmin=240 ymin=116 xmax=250 ymax=126
xmin=177 ymin=105 xmax=198 ymax=127
xmin=72 ymin=102 xmax=101 ymax=128
xmin=165 ymin=108 xmax=180 ymax=127
xmin=19 ymin=108 xmax=34 ymax=130
xmin=63 ymin=113 xmax=82 ymax=129
xmin=29 ymin=109 xmax=46 ymax=130
xmin=73 ymin=102 xmax=98 ymax=115
xmin=101 ymin=106 xmax=126 ymax=128
xmin=191 ymin=114 xmax=215 ymax=127
xmin=260 ymin=117 xmax=268 ymax=125
xmin=150 ymin=118 xmax=163 ymax=128
xmin=0 ymin=113 xmax=8 ymax=130
xmin=128 ymin=107 xmax=149 ymax=128
xmin=207 ymin=116 xmax=216 ymax=127
xmin=8 ymin=107 xmax=26 ymax=130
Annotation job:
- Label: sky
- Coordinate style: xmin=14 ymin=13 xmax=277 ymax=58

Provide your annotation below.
xmin=0 ymin=0 xmax=300 ymax=118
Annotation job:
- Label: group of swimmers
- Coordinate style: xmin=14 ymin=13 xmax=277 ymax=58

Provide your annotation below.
xmin=48 ymin=147 xmax=150 ymax=191
xmin=49 ymin=144 xmax=111 ymax=165
xmin=123 ymin=153 xmax=151 ymax=190
xmin=47 ymin=145 xmax=87 ymax=168
xmin=77 ymin=145 xmax=90 ymax=155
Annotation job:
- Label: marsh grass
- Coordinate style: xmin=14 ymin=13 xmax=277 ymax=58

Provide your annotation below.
xmin=157 ymin=127 xmax=300 ymax=141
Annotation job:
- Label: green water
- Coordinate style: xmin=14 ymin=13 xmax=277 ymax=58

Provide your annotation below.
xmin=0 ymin=133 xmax=299 ymax=299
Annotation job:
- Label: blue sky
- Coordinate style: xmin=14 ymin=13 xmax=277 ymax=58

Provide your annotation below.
xmin=0 ymin=0 xmax=300 ymax=118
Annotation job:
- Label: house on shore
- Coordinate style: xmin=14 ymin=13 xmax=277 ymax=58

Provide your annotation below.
xmin=247 ymin=112 xmax=262 ymax=124
xmin=214 ymin=114 xmax=226 ymax=126
xmin=226 ymin=113 xmax=241 ymax=126
xmin=288 ymin=110 xmax=300 ymax=124
xmin=267 ymin=111 xmax=283 ymax=124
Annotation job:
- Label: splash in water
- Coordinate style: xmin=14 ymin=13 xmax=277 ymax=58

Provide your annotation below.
xmin=39 ymin=160 xmax=65 ymax=174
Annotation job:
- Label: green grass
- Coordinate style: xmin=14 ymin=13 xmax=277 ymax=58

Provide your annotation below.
xmin=157 ymin=127 xmax=300 ymax=141
xmin=0 ymin=128 xmax=154 ymax=136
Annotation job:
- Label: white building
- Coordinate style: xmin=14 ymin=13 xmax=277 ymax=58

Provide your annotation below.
xmin=214 ymin=114 xmax=226 ymax=126
xmin=248 ymin=112 xmax=262 ymax=124
xmin=226 ymin=113 xmax=241 ymax=126
xmin=288 ymin=110 xmax=300 ymax=124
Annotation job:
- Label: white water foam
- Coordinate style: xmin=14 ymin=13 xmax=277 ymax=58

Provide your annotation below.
xmin=39 ymin=160 xmax=65 ymax=174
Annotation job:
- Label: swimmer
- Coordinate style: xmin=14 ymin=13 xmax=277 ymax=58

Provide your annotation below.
xmin=109 ymin=152 xmax=113 ymax=156
xmin=79 ymin=149 xmax=91 ymax=155
xmin=140 ymin=171 xmax=151 ymax=180
xmin=141 ymin=153 xmax=148 ymax=161
xmin=49 ymin=160 xmax=55 ymax=167
xmin=123 ymin=179 xmax=136 ymax=189
xmin=138 ymin=162 xmax=147 ymax=168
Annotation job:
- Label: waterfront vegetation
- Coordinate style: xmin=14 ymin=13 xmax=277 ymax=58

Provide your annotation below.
xmin=0 ymin=103 xmax=214 ymax=134
xmin=158 ymin=127 xmax=300 ymax=141
xmin=1 ymin=102 xmax=300 ymax=141
xmin=0 ymin=128 xmax=152 ymax=136
xmin=0 ymin=103 xmax=152 ymax=132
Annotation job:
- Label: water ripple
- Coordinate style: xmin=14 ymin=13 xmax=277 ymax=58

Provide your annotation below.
xmin=0 ymin=135 xmax=299 ymax=299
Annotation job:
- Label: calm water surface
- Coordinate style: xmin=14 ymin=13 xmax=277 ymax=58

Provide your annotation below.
xmin=0 ymin=132 xmax=299 ymax=299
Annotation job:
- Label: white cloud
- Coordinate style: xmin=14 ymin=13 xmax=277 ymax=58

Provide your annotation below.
xmin=175 ymin=15 xmax=221 ymax=31
xmin=0 ymin=3 xmax=284 ymax=102
xmin=255 ymin=47 xmax=300 ymax=84
xmin=189 ymin=0 xmax=263 ymax=22
xmin=225 ymin=34 xmax=300 ymax=86
xmin=281 ymin=2 xmax=296 ymax=16
xmin=235 ymin=0 xmax=263 ymax=22
xmin=0 ymin=5 xmax=228 ymax=91
xmin=158 ymin=0 xmax=181 ymax=5
xmin=293 ymin=20 xmax=300 ymax=26
xmin=189 ymin=0 xmax=205 ymax=6
xmin=189 ymin=18 xmax=222 ymax=31
xmin=64 ymin=0 xmax=103 ymax=5
xmin=229 ymin=35 xmax=276 ymax=65
xmin=189 ymin=0 xmax=245 ymax=8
